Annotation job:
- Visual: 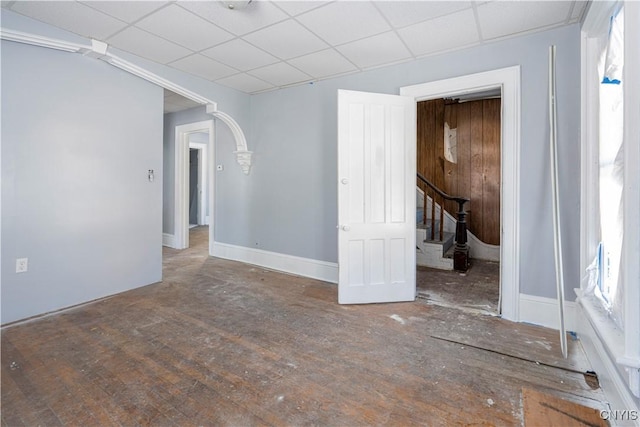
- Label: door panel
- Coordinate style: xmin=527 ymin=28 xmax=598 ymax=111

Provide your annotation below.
xmin=338 ymin=89 xmax=416 ymax=304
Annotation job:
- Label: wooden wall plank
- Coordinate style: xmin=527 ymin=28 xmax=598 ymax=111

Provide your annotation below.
xmin=416 ymin=102 xmax=426 ymax=198
xmin=483 ymin=99 xmax=501 ymax=245
xmin=443 ymin=104 xmax=458 ymax=215
xmin=469 ymin=101 xmax=484 ymax=242
xmin=457 ymin=103 xmax=471 ymax=206
xmin=434 ymin=99 xmax=445 ymax=192
xmin=417 ymin=98 xmax=500 ymax=245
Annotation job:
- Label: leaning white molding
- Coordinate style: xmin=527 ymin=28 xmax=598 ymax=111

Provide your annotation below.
xmin=212 ymin=242 xmax=338 ymax=284
xmin=0 ymin=29 xmax=252 ymax=174
xmin=205 ymin=104 xmax=253 ymax=175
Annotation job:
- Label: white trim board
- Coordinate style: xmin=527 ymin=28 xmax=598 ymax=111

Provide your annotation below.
xmin=162 ymin=233 xmax=176 ymax=248
xmin=400 ymin=66 xmax=521 ymax=322
xmin=174 ymin=120 xmax=214 ymax=253
xmin=189 ymin=141 xmax=208 ymax=226
xmin=518 ymin=294 xmax=578 ymax=332
xmin=212 ymin=242 xmax=338 ymax=285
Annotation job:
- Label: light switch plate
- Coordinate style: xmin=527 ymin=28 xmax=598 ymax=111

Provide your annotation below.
xmin=16 ymin=258 xmax=28 ymax=273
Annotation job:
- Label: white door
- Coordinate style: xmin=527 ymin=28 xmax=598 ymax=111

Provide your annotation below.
xmin=337 ymin=89 xmax=416 ymax=304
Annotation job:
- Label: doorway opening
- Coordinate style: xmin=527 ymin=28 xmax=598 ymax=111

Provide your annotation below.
xmin=401 ymin=66 xmax=521 ymax=321
xmin=174 ymin=120 xmax=215 ymax=256
xmin=414 ymin=92 xmax=502 ymax=316
xmin=189 ymin=134 xmax=209 ymax=229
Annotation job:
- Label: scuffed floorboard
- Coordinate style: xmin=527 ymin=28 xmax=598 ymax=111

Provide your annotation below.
xmin=1 ymin=226 xmax=606 ymax=426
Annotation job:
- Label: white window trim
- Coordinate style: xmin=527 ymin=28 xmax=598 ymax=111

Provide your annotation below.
xmin=580 ymin=0 xmax=640 ymax=405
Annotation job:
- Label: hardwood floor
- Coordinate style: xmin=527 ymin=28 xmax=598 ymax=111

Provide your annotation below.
xmin=1 ymin=227 xmax=605 ymax=426
xmin=417 ymin=260 xmax=500 ymax=316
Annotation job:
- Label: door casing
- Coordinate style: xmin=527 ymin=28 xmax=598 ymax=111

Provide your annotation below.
xmin=401 ymin=66 xmax=521 ymax=321
xmin=189 ymin=141 xmax=208 ymax=226
xmin=174 ymin=120 xmax=215 ymax=255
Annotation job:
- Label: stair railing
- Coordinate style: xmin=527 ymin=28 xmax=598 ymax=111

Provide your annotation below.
xmin=417 ymin=172 xmax=470 ymax=271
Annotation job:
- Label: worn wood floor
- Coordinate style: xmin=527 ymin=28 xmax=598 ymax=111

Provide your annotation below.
xmin=417 ymin=260 xmax=500 ymax=316
xmin=2 ymin=226 xmax=606 ymax=426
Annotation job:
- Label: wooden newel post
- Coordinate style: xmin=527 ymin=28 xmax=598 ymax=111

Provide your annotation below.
xmin=453 ymin=199 xmax=469 ymax=271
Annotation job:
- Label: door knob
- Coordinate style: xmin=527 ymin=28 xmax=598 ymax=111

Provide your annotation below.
xmin=341 ymin=178 xmax=349 ymax=184
xmin=340 ymin=225 xmax=351 ymax=231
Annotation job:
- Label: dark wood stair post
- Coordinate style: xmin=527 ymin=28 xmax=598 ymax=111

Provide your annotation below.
xmin=417 ymin=172 xmax=470 ymax=271
xmin=453 ymin=198 xmax=469 ymax=272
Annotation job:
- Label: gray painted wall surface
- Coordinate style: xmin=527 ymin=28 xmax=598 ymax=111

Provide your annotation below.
xmin=248 ymin=24 xmax=581 ymax=299
xmin=1 ymin=40 xmax=163 ymax=324
xmin=1 ymin=9 xmax=253 ymax=245
xmin=2 ymin=8 xmax=581 ymax=303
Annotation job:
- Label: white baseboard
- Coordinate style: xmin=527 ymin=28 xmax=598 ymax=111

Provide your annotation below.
xmin=162 ymin=233 xmax=176 ymax=248
xmin=212 ymin=242 xmax=338 ymax=284
xmin=518 ymin=293 xmax=579 ymax=332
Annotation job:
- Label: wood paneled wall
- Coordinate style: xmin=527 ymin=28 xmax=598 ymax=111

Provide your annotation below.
xmin=417 ymin=98 xmax=501 ymax=245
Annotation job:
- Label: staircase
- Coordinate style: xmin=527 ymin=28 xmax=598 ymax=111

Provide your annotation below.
xmin=417 ymin=221 xmax=455 ymax=270
xmin=416 ymin=173 xmax=469 ymax=271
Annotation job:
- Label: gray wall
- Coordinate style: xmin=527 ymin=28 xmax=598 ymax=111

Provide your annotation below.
xmin=1 ymin=8 xmax=581 ymax=308
xmin=1 ymin=40 xmax=163 ymax=324
xmin=247 ymin=24 xmax=581 ymax=299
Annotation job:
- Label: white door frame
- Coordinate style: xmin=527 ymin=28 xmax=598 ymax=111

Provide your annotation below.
xmin=400 ymin=66 xmax=521 ymax=321
xmin=189 ymin=141 xmax=208 ymax=225
xmin=174 ymin=120 xmax=215 ymax=254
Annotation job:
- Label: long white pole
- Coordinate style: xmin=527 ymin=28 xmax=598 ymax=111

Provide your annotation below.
xmin=549 ymin=45 xmax=568 ymax=358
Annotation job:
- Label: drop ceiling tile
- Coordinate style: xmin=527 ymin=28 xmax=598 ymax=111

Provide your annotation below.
xmin=297 ymin=2 xmax=390 ymax=46
xmin=273 ymin=1 xmax=329 ymax=17
xmin=179 ymin=1 xmax=288 ymax=36
xmin=215 ymin=73 xmax=274 ymax=93
xmin=248 ymin=62 xmax=312 ymax=87
xmin=570 ymin=1 xmax=589 ymax=23
xmin=337 ymin=31 xmax=411 ymax=69
xmin=374 ymin=1 xmax=473 ymax=28
xmin=202 ymin=39 xmax=279 ymax=71
xmin=82 ymin=1 xmax=168 ymax=24
xmin=108 ymin=27 xmax=192 ymax=64
xmin=477 ymin=1 xmax=572 ymax=40
xmin=243 ymin=20 xmax=328 ymax=59
xmin=398 ymin=8 xmax=479 ymax=57
xmin=170 ymin=54 xmax=238 ymax=81
xmin=9 ymin=1 xmax=127 ymax=40
xmin=289 ymin=49 xmax=357 ymax=78
xmin=136 ymin=4 xmax=233 ymax=51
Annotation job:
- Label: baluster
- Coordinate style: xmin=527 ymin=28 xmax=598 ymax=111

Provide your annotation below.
xmin=422 ymin=184 xmax=427 ymax=226
xmin=430 ymin=188 xmax=435 ymax=241
xmin=439 ymin=195 xmax=444 ymax=241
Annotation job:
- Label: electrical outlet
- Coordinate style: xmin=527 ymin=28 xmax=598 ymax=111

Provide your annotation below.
xmin=16 ymin=258 xmax=28 ymax=273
